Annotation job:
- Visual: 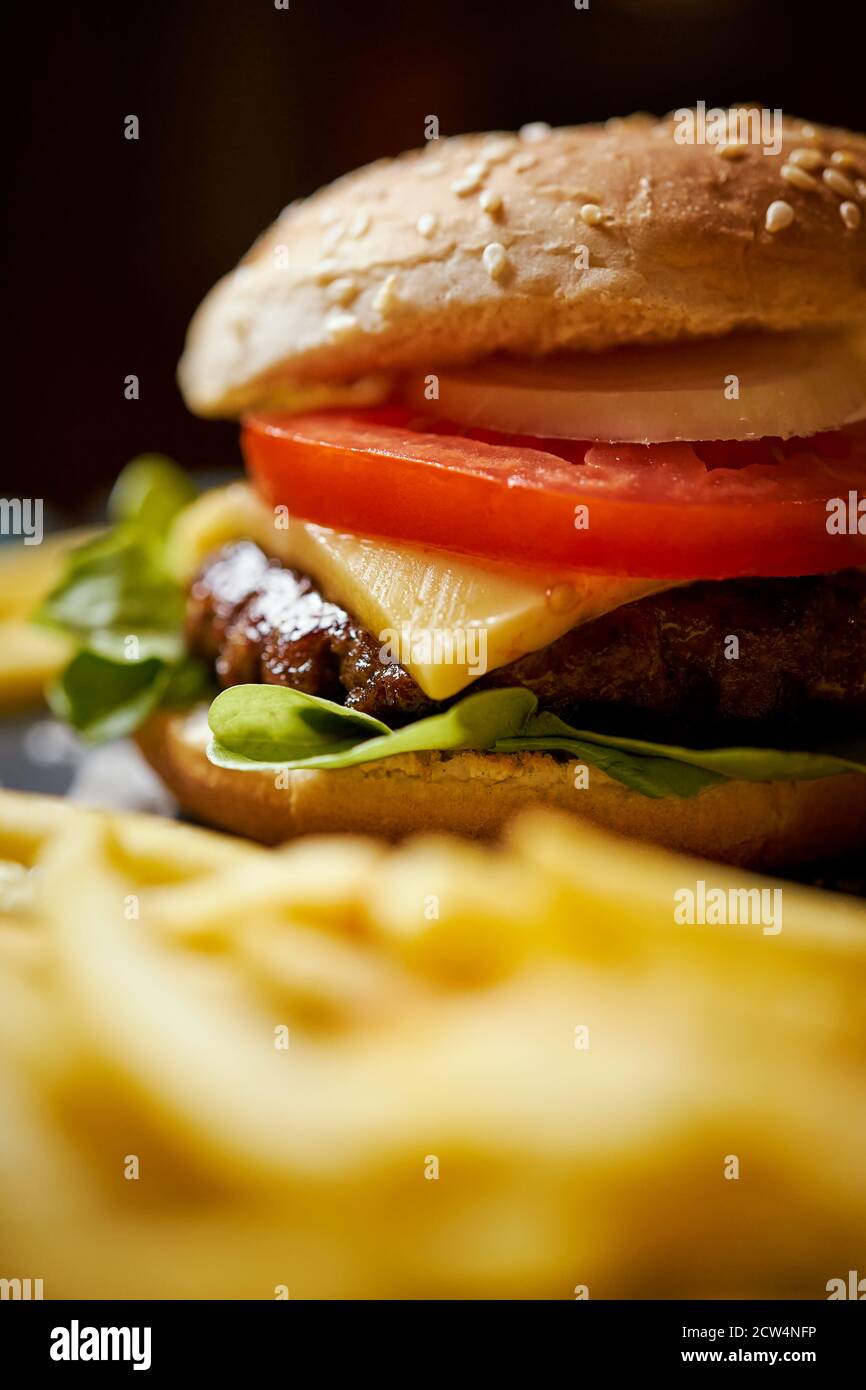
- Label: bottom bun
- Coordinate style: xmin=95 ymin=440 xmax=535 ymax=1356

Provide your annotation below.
xmin=135 ymin=706 xmax=866 ymax=870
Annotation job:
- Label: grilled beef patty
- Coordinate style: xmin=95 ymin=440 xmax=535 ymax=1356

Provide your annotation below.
xmin=186 ymin=541 xmax=866 ymax=745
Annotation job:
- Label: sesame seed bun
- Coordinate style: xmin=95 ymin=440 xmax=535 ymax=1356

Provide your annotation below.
xmin=136 ymin=707 xmax=866 ymax=870
xmin=179 ymin=111 xmax=866 ymax=418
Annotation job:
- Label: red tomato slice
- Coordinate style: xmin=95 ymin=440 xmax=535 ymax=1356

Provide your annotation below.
xmin=242 ymin=408 xmax=866 ymax=578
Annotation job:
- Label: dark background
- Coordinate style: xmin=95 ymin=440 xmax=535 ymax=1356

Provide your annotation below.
xmin=5 ymin=0 xmax=863 ymax=518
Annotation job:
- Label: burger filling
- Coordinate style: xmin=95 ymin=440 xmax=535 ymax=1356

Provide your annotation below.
xmin=38 ymin=331 xmax=866 ymax=799
xmin=186 ymin=540 xmax=866 ymax=747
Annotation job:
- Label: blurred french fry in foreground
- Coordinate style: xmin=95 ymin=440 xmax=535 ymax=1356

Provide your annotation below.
xmin=0 ymin=530 xmax=93 ymax=709
xmin=0 ymin=621 xmax=71 ymax=711
xmin=0 ymin=788 xmax=864 ymax=1299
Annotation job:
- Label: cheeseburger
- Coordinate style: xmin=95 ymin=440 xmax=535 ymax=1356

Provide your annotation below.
xmin=44 ymin=111 xmax=866 ymax=866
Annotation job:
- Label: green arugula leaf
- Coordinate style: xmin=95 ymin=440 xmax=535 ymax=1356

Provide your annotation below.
xmin=208 ymin=684 xmax=392 ymax=764
xmin=494 ymin=731 xmax=723 ymax=797
xmin=208 ymin=686 xmax=538 ymax=771
xmin=507 ymin=711 xmax=866 ymax=783
xmin=207 ymin=683 xmax=866 ymax=799
xmin=107 ymin=453 xmax=198 ymax=532
xmin=86 ymin=628 xmax=186 ymax=664
xmin=47 ymin=646 xmax=209 ymax=744
xmin=36 ymin=456 xmax=208 ymax=739
xmin=36 ymin=530 xmax=184 ymax=639
xmin=47 ymin=651 xmax=173 ymax=742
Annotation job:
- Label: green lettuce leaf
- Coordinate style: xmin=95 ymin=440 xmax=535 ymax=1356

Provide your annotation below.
xmin=36 ymin=455 xmax=209 ymax=740
xmin=498 ymin=712 xmax=866 ymax=786
xmin=107 ymin=453 xmax=198 ymax=533
xmin=208 ymin=686 xmax=538 ymax=771
xmin=37 ymin=529 xmax=185 ymax=641
xmin=48 ymin=649 xmax=209 ymax=743
xmin=207 ymin=683 xmax=866 ymax=798
xmin=49 ymin=651 xmax=175 ymax=742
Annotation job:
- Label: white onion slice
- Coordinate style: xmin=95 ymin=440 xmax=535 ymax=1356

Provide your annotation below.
xmin=406 ymin=329 xmax=866 ymax=443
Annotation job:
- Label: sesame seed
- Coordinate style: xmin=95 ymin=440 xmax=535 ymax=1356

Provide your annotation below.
xmin=511 ymin=153 xmax=537 ymax=172
xmin=717 ymin=142 xmax=748 ymax=160
xmin=318 ymin=208 xmax=340 ymax=226
xmin=464 ymin=160 xmax=488 ymax=182
xmin=325 ymin=310 xmax=360 ymax=340
xmin=823 ymin=167 xmax=858 ymax=199
xmin=325 ymin=277 xmax=358 ymax=306
xmin=419 ymin=159 xmax=444 ymax=177
xmin=579 ymin=203 xmax=604 ymax=225
xmin=322 ymin=222 xmax=344 ymax=250
xmin=781 ymin=163 xmax=821 ymax=192
xmin=482 ymin=242 xmax=508 ymax=279
xmin=451 ymin=173 xmax=482 ymax=196
xmin=481 ymin=138 xmax=515 ymax=163
xmin=856 ymin=180 xmax=866 ymax=201
xmin=348 ymin=211 xmax=370 ymax=237
xmin=765 ymin=199 xmax=795 ymax=233
xmin=830 ymin=150 xmax=859 ymax=171
xmin=788 ymin=147 xmax=825 ymax=171
xmin=416 ymin=212 xmax=438 ymax=238
xmin=840 ymin=201 xmax=862 ymax=230
xmin=479 ymin=189 xmax=503 ymax=216
xmin=799 ymin=123 xmax=819 ymax=141
xmin=228 ymin=310 xmax=252 ymax=339
xmin=519 ymin=121 xmax=551 ymax=142
xmin=373 ymin=274 xmax=400 ymax=315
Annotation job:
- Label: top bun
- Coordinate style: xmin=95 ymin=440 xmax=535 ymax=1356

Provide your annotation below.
xmin=179 ymin=110 xmax=866 ymax=417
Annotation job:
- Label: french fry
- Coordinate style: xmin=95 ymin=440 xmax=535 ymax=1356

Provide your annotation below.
xmin=0 ymin=620 xmax=70 ymax=710
xmin=0 ymin=787 xmax=864 ymax=1298
xmin=0 ymin=529 xmax=94 ymax=621
xmin=0 ymin=529 xmax=94 ymax=708
xmin=361 ymin=834 xmax=555 ymax=981
xmin=146 ymin=835 xmax=383 ymax=942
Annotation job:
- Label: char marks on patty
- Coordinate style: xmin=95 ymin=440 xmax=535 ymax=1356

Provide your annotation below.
xmin=186 ymin=541 xmax=430 ymax=718
xmin=186 ymin=541 xmax=866 ymax=745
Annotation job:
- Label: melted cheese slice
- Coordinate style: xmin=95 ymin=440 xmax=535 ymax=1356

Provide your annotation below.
xmin=170 ymin=484 xmax=674 ymax=699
